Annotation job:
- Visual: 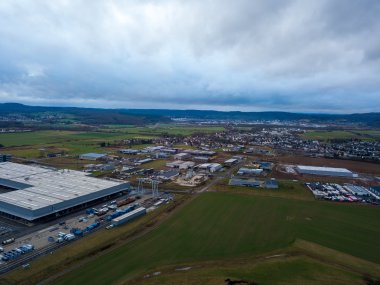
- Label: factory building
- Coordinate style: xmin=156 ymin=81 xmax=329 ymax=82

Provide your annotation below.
xmin=229 ymin=178 xmax=261 ymax=187
xmin=79 ymin=153 xmax=107 ymax=161
xmin=0 ymin=154 xmax=12 ymax=162
xmin=197 ymin=163 xmax=222 ymax=173
xmin=120 ymin=149 xmax=139 ymax=155
xmin=0 ymin=162 xmax=130 ymax=221
xmin=295 ymin=165 xmax=355 ymax=177
xmin=224 ymin=158 xmax=238 ymax=166
xmin=237 ymin=168 xmax=263 ymax=175
xmin=174 ymin=153 xmax=191 ymax=160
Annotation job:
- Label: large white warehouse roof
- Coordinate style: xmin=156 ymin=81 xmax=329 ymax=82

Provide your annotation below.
xmin=296 ymin=165 xmax=354 ymax=177
xmin=296 ymin=165 xmax=352 ymax=173
xmin=0 ymin=162 xmax=129 ymax=220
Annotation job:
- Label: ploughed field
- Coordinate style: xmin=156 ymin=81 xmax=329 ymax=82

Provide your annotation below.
xmin=54 ymin=192 xmax=380 ymax=285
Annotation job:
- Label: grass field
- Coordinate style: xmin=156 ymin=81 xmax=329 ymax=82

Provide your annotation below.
xmin=130 ymin=256 xmax=365 ymax=285
xmin=0 ymin=125 xmax=224 ymax=158
xmin=101 ymin=125 xmax=225 ymax=136
xmin=210 ymin=179 xmax=314 ymax=201
xmin=0 ymin=130 xmax=128 ymax=147
xmin=301 ymin=130 xmax=380 ymax=141
xmin=50 ymin=192 xmax=380 ymax=285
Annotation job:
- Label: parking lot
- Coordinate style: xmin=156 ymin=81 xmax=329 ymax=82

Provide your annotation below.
xmin=306 ymin=182 xmax=380 ymax=204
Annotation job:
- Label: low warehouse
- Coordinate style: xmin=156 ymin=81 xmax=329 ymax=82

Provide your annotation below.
xmin=237 ymin=168 xmax=263 ymax=175
xmin=229 ymin=178 xmax=261 ymax=187
xmin=79 ymin=153 xmax=107 ymax=161
xmin=112 ymin=207 xmax=146 ymax=226
xmin=295 ymin=165 xmax=355 ymax=177
xmin=0 ymin=162 xmax=130 ymax=221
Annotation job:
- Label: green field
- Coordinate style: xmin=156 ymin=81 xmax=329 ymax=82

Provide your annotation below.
xmin=101 ymin=124 xmax=225 ymax=136
xmin=211 ymin=179 xmax=314 ymax=201
xmin=0 ymin=131 xmax=129 ymax=147
xmin=52 ymin=192 xmax=380 ymax=285
xmin=301 ymin=130 xmax=380 ymax=141
xmin=132 ymin=256 xmax=365 ymax=285
xmin=0 ymin=125 xmax=224 ymax=158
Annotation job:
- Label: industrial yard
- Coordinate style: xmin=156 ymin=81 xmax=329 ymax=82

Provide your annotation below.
xmin=0 ymin=161 xmax=174 ymax=274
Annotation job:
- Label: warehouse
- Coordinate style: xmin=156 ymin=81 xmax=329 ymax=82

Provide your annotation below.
xmin=174 ymin=153 xmax=191 ymax=160
xmin=295 ymin=165 xmax=355 ymax=177
xmin=120 ymin=149 xmax=139 ymax=155
xmin=79 ymin=153 xmax=107 ymax=161
xmin=237 ymin=168 xmax=263 ymax=175
xmin=229 ymin=178 xmax=261 ymax=187
xmin=112 ymin=207 xmax=146 ymax=226
xmin=0 ymin=162 xmax=130 ymax=221
xmin=224 ymin=158 xmax=238 ymax=166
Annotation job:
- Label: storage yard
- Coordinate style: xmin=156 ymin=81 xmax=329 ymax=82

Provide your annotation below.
xmin=306 ymin=182 xmax=380 ymax=203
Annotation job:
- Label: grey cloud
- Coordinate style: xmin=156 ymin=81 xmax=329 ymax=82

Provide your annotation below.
xmin=0 ymin=0 xmax=379 ymax=112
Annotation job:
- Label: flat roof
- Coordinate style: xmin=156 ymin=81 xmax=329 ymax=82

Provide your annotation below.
xmin=112 ymin=207 xmax=146 ymax=223
xmin=0 ymin=162 xmax=126 ymax=211
xmin=80 ymin=153 xmax=106 ymax=158
xmin=296 ymin=165 xmax=352 ymax=173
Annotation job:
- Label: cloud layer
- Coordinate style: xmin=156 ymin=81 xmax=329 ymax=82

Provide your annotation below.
xmin=0 ymin=0 xmax=379 ymax=112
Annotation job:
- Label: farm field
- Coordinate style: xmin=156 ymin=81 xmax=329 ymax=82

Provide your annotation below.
xmin=0 ymin=125 xmax=224 ymax=158
xmin=51 ymin=192 xmax=380 ymax=285
xmin=300 ymin=129 xmax=380 ymax=141
xmin=100 ymin=124 xmax=225 ymax=136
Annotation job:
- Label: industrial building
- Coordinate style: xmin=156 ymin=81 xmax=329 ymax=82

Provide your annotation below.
xmin=193 ymin=156 xmax=210 ymax=162
xmin=229 ymin=178 xmax=278 ymax=189
xmin=237 ymin=168 xmax=263 ymax=175
xmin=295 ymin=165 xmax=355 ymax=177
xmin=0 ymin=162 xmax=130 ymax=221
xmin=197 ymin=163 xmax=222 ymax=173
xmin=112 ymin=207 xmax=146 ymax=227
xmin=174 ymin=153 xmax=191 ymax=160
xmin=0 ymin=154 xmax=12 ymax=162
xmin=265 ymin=179 xmax=279 ymax=189
xmin=166 ymin=161 xmax=195 ymax=169
xmin=120 ymin=149 xmax=139 ymax=155
xmin=79 ymin=153 xmax=107 ymax=161
xmin=229 ymin=178 xmax=261 ymax=187
xmin=224 ymin=158 xmax=238 ymax=166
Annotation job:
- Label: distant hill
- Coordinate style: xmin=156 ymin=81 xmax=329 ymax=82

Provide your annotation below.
xmin=123 ymin=109 xmax=380 ymax=127
xmin=0 ymin=103 xmax=379 ymax=127
xmin=0 ymin=103 xmax=170 ymax=125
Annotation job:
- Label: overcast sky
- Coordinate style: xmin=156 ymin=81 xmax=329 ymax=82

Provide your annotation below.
xmin=0 ymin=0 xmax=379 ymax=113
